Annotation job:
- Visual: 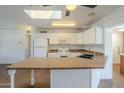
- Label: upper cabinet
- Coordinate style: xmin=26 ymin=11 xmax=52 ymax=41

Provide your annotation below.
xmin=33 ymin=26 xmax=103 ymax=45
xmin=48 ymin=33 xmax=77 ymax=44
xmin=47 ymin=33 xmax=58 ymax=44
xmin=76 ymin=32 xmax=82 ymax=44
xmin=82 ymin=26 xmax=104 ymax=44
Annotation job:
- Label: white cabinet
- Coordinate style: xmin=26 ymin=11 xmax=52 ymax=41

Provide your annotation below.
xmin=32 ymin=26 xmax=103 ymax=45
xmin=87 ymin=27 xmax=96 ymax=44
xmin=48 ymin=33 xmax=77 ymax=44
xmin=95 ymin=27 xmax=104 ymax=44
xmin=76 ymin=32 xmax=83 ymax=44
xmin=47 ymin=33 xmax=58 ymax=44
xmin=51 ymin=69 xmax=100 ymax=88
xmin=69 ymin=33 xmax=77 ymax=44
xmin=82 ymin=31 xmax=89 ymax=44
xmin=82 ymin=26 xmax=103 ymax=44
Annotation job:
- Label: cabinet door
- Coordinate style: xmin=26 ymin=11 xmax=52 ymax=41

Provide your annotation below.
xmin=95 ymin=27 xmax=103 ymax=44
xmin=48 ymin=33 xmax=58 ymax=44
xmin=83 ymin=26 xmax=103 ymax=44
xmin=76 ymin=33 xmax=83 ymax=44
xmin=88 ymin=28 xmax=96 ymax=44
xmin=82 ymin=32 xmax=85 ymax=44
xmin=83 ymin=31 xmax=89 ymax=44
xmin=70 ymin=33 xmax=77 ymax=44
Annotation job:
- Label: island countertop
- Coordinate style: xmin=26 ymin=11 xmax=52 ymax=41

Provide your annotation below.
xmin=7 ymin=55 xmax=108 ymax=70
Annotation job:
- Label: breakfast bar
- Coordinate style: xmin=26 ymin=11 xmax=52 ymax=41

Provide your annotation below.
xmin=7 ymin=56 xmax=107 ymax=88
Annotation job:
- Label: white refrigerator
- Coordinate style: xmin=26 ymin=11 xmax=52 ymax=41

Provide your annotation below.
xmin=33 ymin=38 xmax=48 ymax=57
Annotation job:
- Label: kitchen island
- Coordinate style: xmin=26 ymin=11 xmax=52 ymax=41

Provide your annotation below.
xmin=7 ymin=55 xmax=107 ymax=88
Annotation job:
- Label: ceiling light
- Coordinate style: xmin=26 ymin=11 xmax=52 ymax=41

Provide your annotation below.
xmin=52 ymin=21 xmax=76 ymax=27
xmin=66 ymin=5 xmax=77 ymax=11
xmin=88 ymin=12 xmax=95 ymax=17
xmin=24 ymin=10 xmax=62 ymax=19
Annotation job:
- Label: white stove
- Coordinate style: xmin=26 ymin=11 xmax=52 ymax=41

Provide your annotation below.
xmin=58 ymin=48 xmax=70 ymax=57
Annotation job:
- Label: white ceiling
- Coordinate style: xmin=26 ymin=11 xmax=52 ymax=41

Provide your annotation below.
xmin=0 ymin=5 xmax=122 ymax=29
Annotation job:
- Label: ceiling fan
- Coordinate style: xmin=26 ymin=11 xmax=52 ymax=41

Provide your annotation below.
xmin=42 ymin=5 xmax=97 ymax=17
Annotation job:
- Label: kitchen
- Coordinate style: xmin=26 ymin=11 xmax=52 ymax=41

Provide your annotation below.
xmin=7 ymin=26 xmax=106 ymax=88
xmin=32 ymin=26 xmax=104 ymax=58
xmin=0 ymin=5 xmax=124 ymax=88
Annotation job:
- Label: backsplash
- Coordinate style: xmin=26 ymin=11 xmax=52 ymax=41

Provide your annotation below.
xmin=49 ymin=44 xmax=104 ymax=53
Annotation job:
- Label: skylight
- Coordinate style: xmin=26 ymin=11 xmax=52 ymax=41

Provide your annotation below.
xmin=24 ymin=10 xmax=62 ymax=19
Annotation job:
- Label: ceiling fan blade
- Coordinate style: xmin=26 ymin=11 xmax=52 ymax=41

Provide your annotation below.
xmin=82 ymin=5 xmax=97 ymax=8
xmin=65 ymin=10 xmax=70 ymax=16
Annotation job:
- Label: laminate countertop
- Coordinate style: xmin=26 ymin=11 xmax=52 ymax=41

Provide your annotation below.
xmin=7 ymin=55 xmax=107 ymax=70
xmin=49 ymin=49 xmax=104 ymax=56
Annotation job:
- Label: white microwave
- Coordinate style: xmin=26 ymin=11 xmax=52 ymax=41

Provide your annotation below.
xmin=58 ymin=37 xmax=70 ymax=44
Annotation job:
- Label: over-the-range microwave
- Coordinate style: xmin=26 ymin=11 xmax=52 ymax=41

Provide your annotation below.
xmin=58 ymin=37 xmax=70 ymax=44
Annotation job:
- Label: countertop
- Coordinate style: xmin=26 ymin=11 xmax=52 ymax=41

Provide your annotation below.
xmin=49 ymin=49 xmax=104 ymax=56
xmin=7 ymin=55 xmax=107 ymax=70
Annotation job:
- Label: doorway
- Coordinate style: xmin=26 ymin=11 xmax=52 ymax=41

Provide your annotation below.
xmin=112 ymin=28 xmax=124 ymax=87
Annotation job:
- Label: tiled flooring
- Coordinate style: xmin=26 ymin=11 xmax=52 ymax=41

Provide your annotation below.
xmin=0 ymin=64 xmax=124 ymax=88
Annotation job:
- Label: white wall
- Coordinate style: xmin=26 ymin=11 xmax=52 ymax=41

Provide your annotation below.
xmin=92 ymin=6 xmax=124 ymax=79
xmin=0 ymin=28 xmax=26 ymax=64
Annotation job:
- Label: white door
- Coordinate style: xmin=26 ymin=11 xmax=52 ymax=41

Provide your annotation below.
xmin=33 ymin=48 xmax=47 ymax=57
xmin=112 ymin=31 xmax=124 ymax=64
